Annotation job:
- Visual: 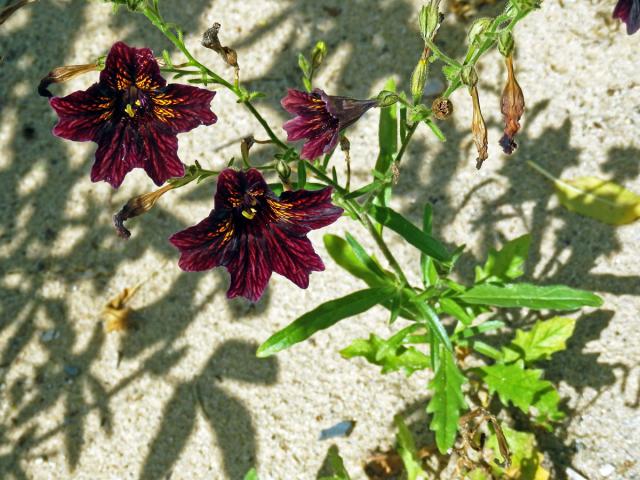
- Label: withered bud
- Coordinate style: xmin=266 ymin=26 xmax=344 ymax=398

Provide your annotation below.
xmin=470 ymin=86 xmax=488 ymax=169
xmin=202 ymin=23 xmax=239 ymax=69
xmin=0 ymin=0 xmax=34 ymax=26
xmin=431 ymin=97 xmax=453 ymax=120
xmin=113 ymin=184 xmax=174 ymax=239
xmin=38 ymin=62 xmax=100 ymax=98
xmin=339 ymin=135 xmax=351 ymax=153
xmin=499 ymin=55 xmax=525 ymax=155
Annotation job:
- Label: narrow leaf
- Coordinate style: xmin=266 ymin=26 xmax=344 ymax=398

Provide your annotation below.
xmin=323 ymin=234 xmax=389 ymax=287
xmin=243 ymin=468 xmax=259 ymax=480
xmin=394 ymin=415 xmax=426 ymax=480
xmin=369 ymin=205 xmax=451 ymax=262
xmin=257 ymin=287 xmax=395 ymax=357
xmin=460 ymin=283 xmax=603 ymax=310
xmin=426 ymin=348 xmax=467 ymax=453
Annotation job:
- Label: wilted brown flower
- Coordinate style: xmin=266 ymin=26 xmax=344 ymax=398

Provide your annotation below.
xmin=38 ymin=62 xmax=101 ymax=97
xmin=470 ymin=86 xmax=488 ymax=169
xmin=202 ymin=22 xmax=239 ymax=82
xmin=499 ymin=54 xmax=525 ymax=155
xmin=103 ymin=286 xmax=141 ymax=333
xmin=113 ymin=183 xmax=175 ymax=238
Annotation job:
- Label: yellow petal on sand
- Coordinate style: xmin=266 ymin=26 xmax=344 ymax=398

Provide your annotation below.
xmin=527 ymin=162 xmax=640 ymax=225
xmin=102 ymin=285 xmax=141 ymax=333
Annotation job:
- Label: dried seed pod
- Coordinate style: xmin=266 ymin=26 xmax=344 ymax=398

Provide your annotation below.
xmin=470 ymin=86 xmax=488 ymax=169
xmin=432 ymin=97 xmax=453 ymax=120
xmin=499 ymin=54 xmax=525 ymax=155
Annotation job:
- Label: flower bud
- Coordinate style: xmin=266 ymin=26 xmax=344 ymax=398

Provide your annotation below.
xmin=498 ymin=31 xmax=515 ymax=57
xmin=38 ymin=63 xmax=100 ymax=97
xmin=467 ymin=17 xmax=492 ymax=46
xmin=432 ymin=97 xmax=453 ymax=120
xmin=419 ymin=0 xmax=443 ymax=41
xmin=276 ymin=159 xmax=292 ymax=183
xmin=311 ymin=41 xmax=327 ymax=70
xmin=470 ymin=86 xmax=488 ymax=169
xmin=113 ymin=184 xmax=174 ymax=238
xmin=376 ymin=90 xmax=400 ymax=108
xmin=410 ymin=53 xmax=430 ymax=104
xmin=461 ymin=66 xmax=478 ymax=87
xmin=499 ymin=55 xmax=525 ymax=155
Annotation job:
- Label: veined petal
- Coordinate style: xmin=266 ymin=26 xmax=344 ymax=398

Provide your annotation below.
xmin=50 ymin=84 xmax=114 ymax=141
xmin=139 ymin=123 xmax=184 ymax=186
xmin=281 ymin=88 xmax=325 ymax=116
xmin=283 ymin=115 xmax=336 ymax=142
xmin=214 ymin=168 xmax=271 ymax=209
xmin=272 ymin=187 xmax=343 ymax=234
xmin=169 ymin=211 xmax=235 ymax=271
xmin=91 ymin=122 xmax=143 ymax=188
xmin=266 ymin=225 xmax=325 ymax=288
xmin=100 ymin=41 xmax=166 ymax=92
xmin=224 ymin=228 xmax=273 ymax=301
xmin=300 ymin=129 xmax=339 ymax=159
xmin=151 ymin=84 xmax=217 ymax=133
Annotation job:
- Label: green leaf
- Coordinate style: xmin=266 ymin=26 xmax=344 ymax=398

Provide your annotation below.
xmin=344 ymin=233 xmax=389 ymax=280
xmin=426 ymin=348 xmax=467 ymax=453
xmin=340 ymin=326 xmax=430 ymax=375
xmin=410 ymin=299 xmax=452 ymax=351
xmin=368 ymin=205 xmax=451 ymax=262
xmin=377 ymin=78 xmax=398 ymax=163
xmin=459 ymin=283 xmax=603 ymax=310
xmin=442 ymin=64 xmax=460 ymax=82
xmin=502 ymin=317 xmax=576 ymax=364
xmin=243 ymin=468 xmax=259 ymax=480
xmin=318 ymin=445 xmax=351 ymax=480
xmin=487 ymin=427 xmax=550 ymax=480
xmin=298 ymin=53 xmax=311 ymax=77
xmin=420 ymin=204 xmax=439 ymax=287
xmin=475 ymin=234 xmax=531 ymax=283
xmin=478 ymin=361 xmax=554 ymax=414
xmin=394 ymin=415 xmax=426 ymax=480
xmin=257 ymin=287 xmax=395 ymax=357
xmin=438 ymin=297 xmax=473 ymax=325
xmin=297 ymin=160 xmax=307 ymax=189
xmin=323 ymin=235 xmax=390 ymax=287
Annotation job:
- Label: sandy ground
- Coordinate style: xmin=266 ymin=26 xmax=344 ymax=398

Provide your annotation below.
xmin=1 ymin=0 xmax=639 ymax=479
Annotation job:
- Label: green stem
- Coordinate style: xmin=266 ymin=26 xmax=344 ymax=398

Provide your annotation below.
xmin=395 ymin=123 xmax=418 ymax=166
xmin=425 ymin=39 xmax=460 ymax=67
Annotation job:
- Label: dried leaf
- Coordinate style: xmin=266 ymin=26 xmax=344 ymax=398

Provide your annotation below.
xmin=102 ymin=285 xmax=140 ymax=333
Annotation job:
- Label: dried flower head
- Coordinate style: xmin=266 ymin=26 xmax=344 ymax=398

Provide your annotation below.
xmin=432 ymin=97 xmax=453 ymax=120
xmin=113 ymin=183 xmax=175 ymax=238
xmin=38 ymin=63 xmax=101 ymax=98
xmin=499 ymin=54 xmax=525 ymax=155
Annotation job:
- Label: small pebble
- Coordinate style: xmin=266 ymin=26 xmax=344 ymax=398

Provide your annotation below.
xmin=319 ymin=420 xmax=356 ymax=440
xmin=599 ymin=464 xmax=615 ymax=477
xmin=40 ymin=329 xmax=59 ymax=342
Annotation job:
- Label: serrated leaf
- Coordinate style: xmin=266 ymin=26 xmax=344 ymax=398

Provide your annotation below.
xmin=426 ymin=348 xmax=467 ymax=453
xmin=257 ymin=287 xmax=395 ymax=357
xmin=487 ymin=427 xmax=550 ymax=480
xmin=531 ymin=385 xmax=565 ymax=429
xmin=368 ymin=205 xmax=451 ymax=262
xmin=502 ymin=317 xmax=576 ymax=363
xmin=478 ymin=361 xmax=551 ymax=413
xmin=555 ymin=177 xmax=640 ymax=225
xmin=459 ymin=283 xmax=602 ymax=310
xmin=394 ymin=415 xmax=426 ymax=480
xmin=475 ymin=234 xmax=531 ymax=283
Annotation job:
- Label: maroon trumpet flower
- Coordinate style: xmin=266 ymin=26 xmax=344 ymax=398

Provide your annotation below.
xmin=169 ymin=168 xmax=343 ymax=302
xmin=49 ymin=41 xmax=217 ymax=188
xmin=281 ymin=88 xmax=377 ymax=160
xmin=613 ymin=0 xmax=640 ymax=34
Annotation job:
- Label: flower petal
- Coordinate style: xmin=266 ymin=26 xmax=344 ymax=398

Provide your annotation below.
xmin=224 ymin=228 xmax=273 ymax=301
xmin=100 ymin=41 xmax=165 ymax=92
xmin=300 ymin=128 xmax=340 ymax=159
xmin=139 ymin=123 xmax=185 ymax=186
xmin=283 ymin=115 xmax=336 ymax=142
xmin=151 ymin=84 xmax=217 ymax=133
xmin=274 ymin=187 xmax=343 ymax=233
xmin=266 ymin=225 xmax=325 ymax=289
xmin=91 ymin=122 xmax=143 ymax=188
xmin=50 ymin=84 xmax=114 ymax=141
xmin=614 ymin=0 xmax=640 ymax=34
xmin=214 ymin=168 xmax=271 ymax=209
xmin=169 ymin=211 xmax=234 ymax=271
xmin=280 ymin=88 xmax=325 ymax=116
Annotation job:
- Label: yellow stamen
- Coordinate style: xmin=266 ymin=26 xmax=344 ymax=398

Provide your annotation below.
xmin=241 ymin=208 xmax=257 ymax=220
xmin=124 ymin=104 xmax=135 ymax=118
xmin=134 ymin=99 xmax=142 ymax=106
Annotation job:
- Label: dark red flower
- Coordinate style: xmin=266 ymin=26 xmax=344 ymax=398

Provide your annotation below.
xmin=49 ymin=41 xmax=217 ymax=188
xmin=169 ymin=168 xmax=343 ymax=302
xmin=281 ymin=88 xmax=377 ymax=160
xmin=613 ymin=0 xmax=640 ymax=34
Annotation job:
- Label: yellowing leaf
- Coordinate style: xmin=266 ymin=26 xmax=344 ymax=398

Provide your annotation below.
xmin=487 ymin=427 xmax=550 ymax=480
xmin=527 ymin=161 xmax=640 ymax=225
xmin=554 ymin=177 xmax=640 ymax=225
